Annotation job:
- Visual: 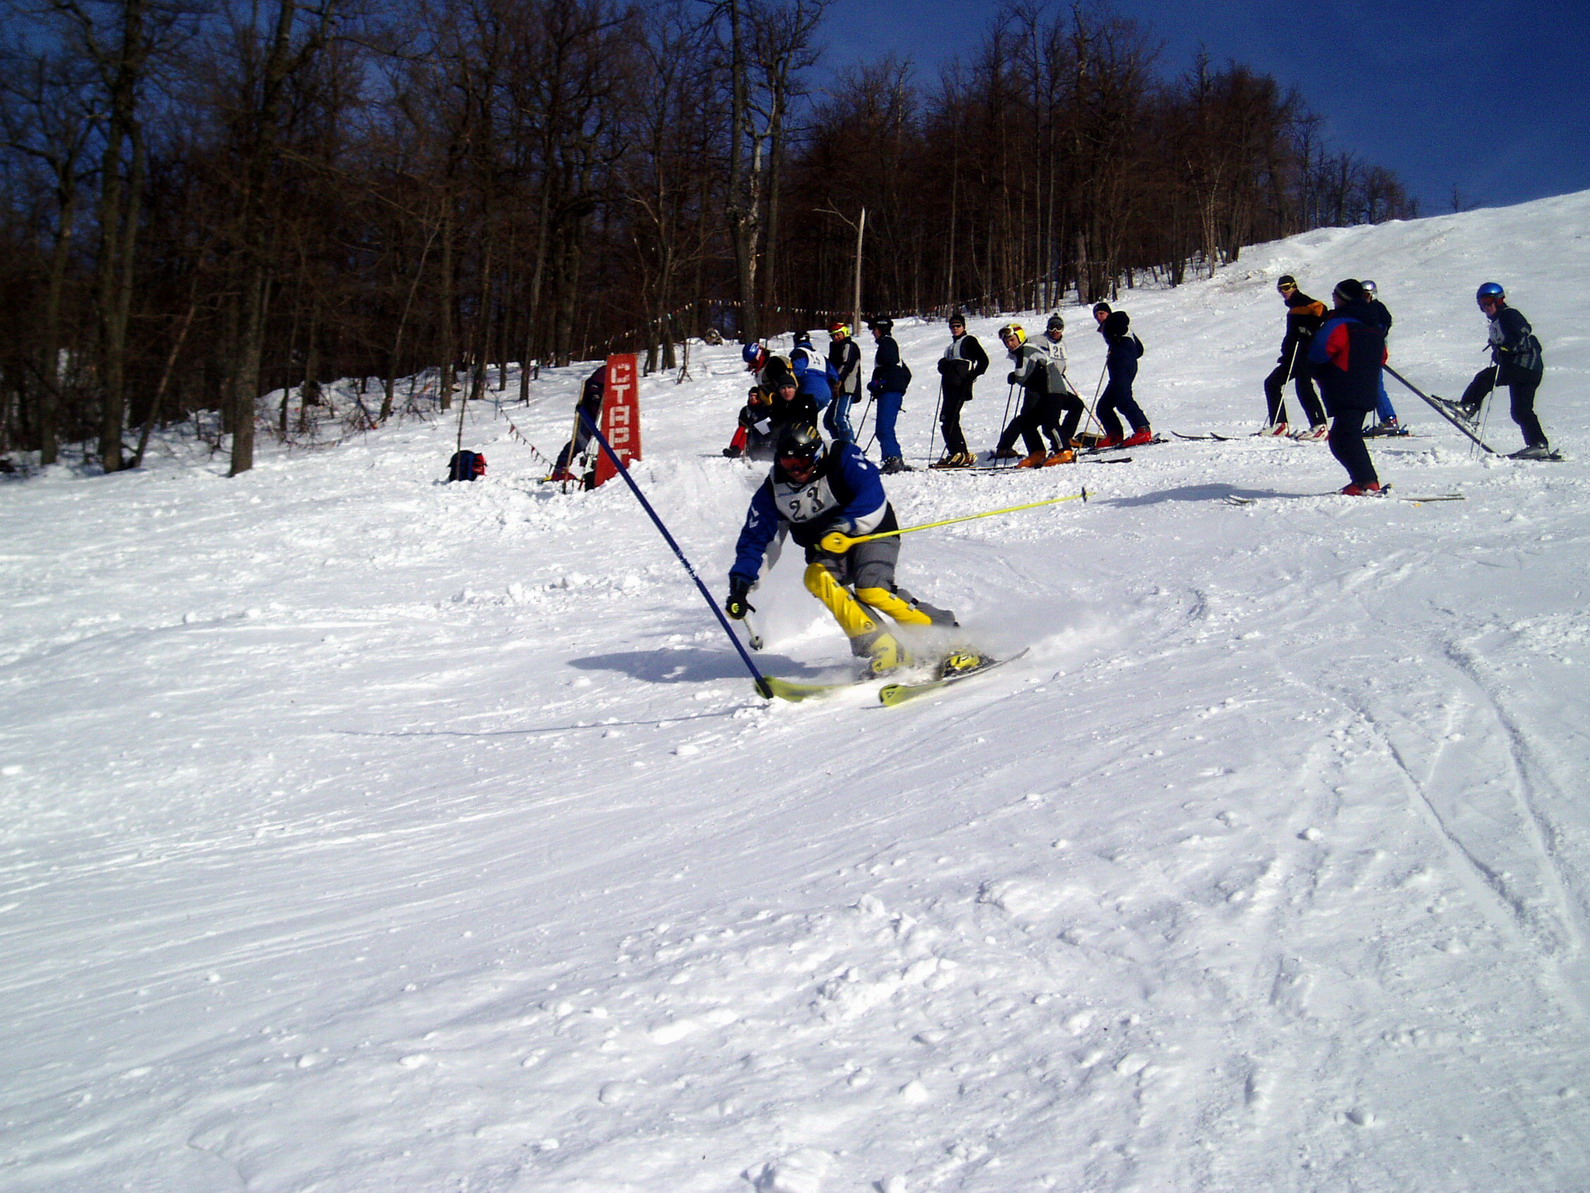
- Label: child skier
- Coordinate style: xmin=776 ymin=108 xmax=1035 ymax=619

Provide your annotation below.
xmin=1446 ymin=282 xmax=1552 ymax=459
xmin=1096 ymin=310 xmax=1154 ymax=448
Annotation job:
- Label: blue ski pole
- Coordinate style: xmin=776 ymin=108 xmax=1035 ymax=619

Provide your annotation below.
xmin=579 ymin=413 xmax=774 ymax=698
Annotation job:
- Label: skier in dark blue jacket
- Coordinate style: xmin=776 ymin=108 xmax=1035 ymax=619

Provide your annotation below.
xmin=1096 ymin=310 xmax=1153 ymax=448
xmin=1309 ymin=279 xmax=1386 ymax=494
xmin=866 ymin=317 xmax=913 ymax=473
xmin=724 ymin=424 xmax=958 ymax=675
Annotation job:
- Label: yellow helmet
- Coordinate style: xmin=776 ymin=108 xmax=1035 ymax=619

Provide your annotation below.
xmin=998 ymin=323 xmax=1027 ymax=346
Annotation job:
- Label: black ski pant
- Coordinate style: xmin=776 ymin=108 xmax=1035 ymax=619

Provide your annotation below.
xmin=1328 ymin=407 xmax=1378 ymax=487
xmin=939 ymin=386 xmax=971 ymax=456
xmin=1053 ymin=392 xmax=1086 ymax=449
xmin=1098 ymin=380 xmax=1148 ymax=439
xmin=1264 ymin=362 xmax=1326 ymax=428
xmin=1461 ymin=365 xmax=1548 ymax=448
xmin=1008 ymin=390 xmax=1081 ymax=454
xmin=997 ymin=391 xmax=1043 ymax=454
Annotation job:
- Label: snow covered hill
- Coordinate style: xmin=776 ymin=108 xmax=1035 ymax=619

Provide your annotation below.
xmin=4 ymin=192 xmax=1590 ymax=1193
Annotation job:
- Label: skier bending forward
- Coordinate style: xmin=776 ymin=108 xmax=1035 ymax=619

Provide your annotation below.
xmin=725 ymin=423 xmax=966 ymax=676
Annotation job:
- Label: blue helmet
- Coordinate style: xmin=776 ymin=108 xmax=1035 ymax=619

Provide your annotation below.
xmin=1476 ymin=282 xmax=1505 ymax=306
xmin=742 ymin=342 xmax=767 ymax=367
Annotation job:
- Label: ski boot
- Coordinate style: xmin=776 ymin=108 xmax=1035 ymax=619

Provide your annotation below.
xmin=866 ymin=633 xmax=914 ymax=676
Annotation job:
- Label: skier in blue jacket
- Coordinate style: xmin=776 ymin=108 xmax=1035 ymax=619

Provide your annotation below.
xmin=724 ymin=424 xmax=959 ymax=675
xmin=865 ymin=317 xmax=913 ymax=473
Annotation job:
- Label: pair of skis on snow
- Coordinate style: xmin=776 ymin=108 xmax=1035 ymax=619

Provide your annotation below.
xmin=758 ymin=649 xmax=1029 ymax=707
xmin=1223 ymin=484 xmax=1465 ymax=506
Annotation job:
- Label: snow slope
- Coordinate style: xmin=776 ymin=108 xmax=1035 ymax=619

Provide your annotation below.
xmin=4 ymin=192 xmax=1590 ymax=1193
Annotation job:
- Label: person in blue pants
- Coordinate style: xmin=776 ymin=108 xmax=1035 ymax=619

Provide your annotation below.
xmin=1361 ymin=280 xmax=1404 ymax=435
xmin=825 ymin=322 xmax=862 ymax=444
xmin=866 ymin=316 xmax=912 ymax=472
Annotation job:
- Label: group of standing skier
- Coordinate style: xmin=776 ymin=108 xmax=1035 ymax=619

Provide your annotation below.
xmin=1264 ymin=274 xmax=1553 ymax=492
xmin=710 ymin=275 xmax=1553 ymax=678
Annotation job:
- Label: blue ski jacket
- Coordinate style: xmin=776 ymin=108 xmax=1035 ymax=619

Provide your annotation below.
xmin=730 ymin=442 xmax=895 ymax=586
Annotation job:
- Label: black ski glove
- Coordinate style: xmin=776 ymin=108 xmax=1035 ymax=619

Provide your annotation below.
xmin=725 ymin=578 xmax=753 ymax=620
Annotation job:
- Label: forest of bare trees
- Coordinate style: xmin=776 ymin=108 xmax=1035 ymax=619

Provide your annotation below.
xmin=0 ymin=0 xmax=1416 ymax=474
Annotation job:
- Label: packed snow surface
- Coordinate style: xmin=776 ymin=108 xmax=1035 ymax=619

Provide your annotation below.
xmin=5 ymin=193 xmax=1590 ymax=1192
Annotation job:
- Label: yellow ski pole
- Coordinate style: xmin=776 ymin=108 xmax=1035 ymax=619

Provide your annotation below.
xmin=819 ymin=489 xmax=1088 ymax=554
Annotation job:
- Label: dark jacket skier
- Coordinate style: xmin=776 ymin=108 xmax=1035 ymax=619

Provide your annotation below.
xmin=551 ymin=365 xmax=606 ymax=477
xmin=1263 ymin=276 xmax=1329 ymax=435
xmin=1309 ymin=278 xmax=1386 ymax=493
xmin=825 ymin=322 xmax=864 ymax=443
xmin=1455 ymin=282 xmax=1550 ymax=456
xmin=866 ymin=317 xmax=912 ymax=473
xmin=1096 ymin=310 xmax=1153 ymax=448
xmin=932 ymin=313 xmax=988 ymax=467
xmin=1360 ymin=279 xmax=1402 ymax=432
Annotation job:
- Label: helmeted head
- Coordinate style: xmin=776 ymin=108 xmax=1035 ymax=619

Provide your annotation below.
xmin=1276 ymin=275 xmax=1298 ymax=301
xmin=794 ymin=331 xmax=813 ymax=349
xmin=1103 ymin=310 xmax=1131 ymax=337
xmin=742 ymin=342 xmax=768 ymax=371
xmin=774 ymin=422 xmax=826 ymax=485
xmin=867 ymin=316 xmax=893 ymax=336
xmin=1045 ymin=314 xmax=1065 ymax=337
xmin=1361 ymin=279 xmax=1379 ymax=297
xmin=998 ymin=323 xmax=1027 ymax=348
xmin=1332 ymin=278 xmax=1368 ymax=306
xmin=827 ymin=321 xmax=850 ymax=340
xmin=1476 ymin=281 xmax=1505 ymax=313
xmin=759 ymin=355 xmax=797 ymax=392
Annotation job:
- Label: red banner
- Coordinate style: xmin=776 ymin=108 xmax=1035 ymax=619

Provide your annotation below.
xmin=593 ymin=353 xmax=641 ymax=488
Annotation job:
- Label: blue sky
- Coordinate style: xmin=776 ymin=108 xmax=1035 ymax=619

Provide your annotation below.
xmin=822 ymin=0 xmax=1589 ymax=213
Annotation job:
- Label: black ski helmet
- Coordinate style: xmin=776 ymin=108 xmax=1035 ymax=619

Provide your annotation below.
xmin=1046 ymin=314 xmax=1065 ymax=332
xmin=774 ymin=422 xmax=825 ymax=481
xmin=759 ymin=355 xmax=796 ymax=389
xmin=867 ymin=316 xmax=893 ymax=335
xmin=1333 ymin=278 xmax=1368 ymax=304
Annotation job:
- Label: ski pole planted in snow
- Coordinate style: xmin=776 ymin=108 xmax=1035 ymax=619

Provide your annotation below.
xmin=818 ymin=490 xmax=1088 ymax=554
xmin=1383 ymin=365 xmax=1498 ymax=455
xmin=578 ymin=413 xmax=775 ymax=698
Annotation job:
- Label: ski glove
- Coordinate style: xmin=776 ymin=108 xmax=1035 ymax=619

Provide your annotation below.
xmin=725 ymin=578 xmax=753 ymax=620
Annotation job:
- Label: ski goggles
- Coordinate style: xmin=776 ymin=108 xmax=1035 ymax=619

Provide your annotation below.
xmin=778 ymin=454 xmax=819 ymax=478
